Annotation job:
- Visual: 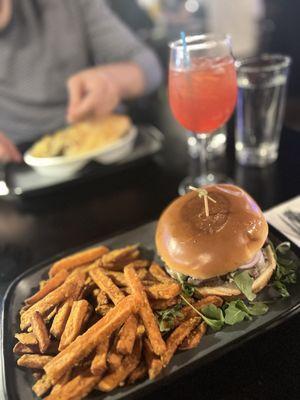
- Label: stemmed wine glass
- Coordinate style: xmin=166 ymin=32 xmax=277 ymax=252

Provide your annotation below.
xmin=168 ymin=33 xmax=237 ymax=194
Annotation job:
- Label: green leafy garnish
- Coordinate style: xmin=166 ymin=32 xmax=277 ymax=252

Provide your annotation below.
xmin=176 ymin=273 xmax=196 ymax=297
xmin=232 ymin=270 xmax=256 ymax=301
xmin=200 ymin=300 xmax=268 ymax=329
xmin=223 ymin=300 xmax=268 ymax=325
xmin=181 ymin=282 xmax=195 ymax=297
xmin=180 ymin=295 xmax=224 ymax=331
xmin=201 ymin=304 xmax=223 ymax=320
xmin=248 ymin=301 xmax=269 ymax=315
xmin=271 ymin=280 xmax=290 ymax=298
xmin=224 ymin=301 xmax=251 ymax=325
xmin=156 ymin=304 xmax=184 ymax=332
xmin=168 ymin=295 xmax=269 ymax=333
xmin=200 ymin=304 xmax=225 ymax=331
xmin=269 ymin=240 xmax=299 ymax=297
xmin=156 ymin=240 xmax=298 ymax=335
xmin=232 ymin=299 xmax=268 ymax=316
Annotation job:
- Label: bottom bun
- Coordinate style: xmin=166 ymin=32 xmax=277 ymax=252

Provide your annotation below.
xmin=196 ymin=283 xmax=241 ymax=297
xmin=196 ymin=246 xmax=276 ymax=298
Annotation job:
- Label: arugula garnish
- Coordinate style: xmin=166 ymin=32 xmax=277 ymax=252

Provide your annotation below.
xmin=269 ymin=241 xmax=299 ymax=297
xmin=272 ymin=281 xmax=290 ymax=298
xmin=157 ymin=240 xmax=298 ymax=334
xmin=156 ymin=304 xmax=184 ymax=332
xmin=246 ymin=301 xmax=269 ymax=315
xmin=179 ymin=295 xmax=225 ymax=332
xmin=231 ymin=241 xmax=298 ymax=300
xmin=158 ymin=296 xmax=269 ymax=333
xmin=224 ymin=301 xmax=251 ymax=325
xmin=200 ymin=304 xmax=225 ymax=331
xmin=223 ymin=300 xmax=268 ymax=325
xmin=176 ymin=273 xmax=196 ymax=297
xmin=200 ymin=300 xmax=268 ymax=329
xmin=231 ymin=270 xmax=256 ymax=301
xmin=181 ymin=282 xmax=195 ymax=297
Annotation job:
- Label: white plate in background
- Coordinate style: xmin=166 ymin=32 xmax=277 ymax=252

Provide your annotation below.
xmin=23 ymin=126 xmax=138 ymax=178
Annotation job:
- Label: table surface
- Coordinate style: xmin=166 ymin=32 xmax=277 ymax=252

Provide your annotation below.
xmin=0 ymin=93 xmax=299 ymax=400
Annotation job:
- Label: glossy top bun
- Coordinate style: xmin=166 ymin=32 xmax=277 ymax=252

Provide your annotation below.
xmin=155 ymin=184 xmax=268 ymax=279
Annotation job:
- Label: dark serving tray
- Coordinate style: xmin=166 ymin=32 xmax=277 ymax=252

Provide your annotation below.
xmin=1 ymin=221 xmax=300 ymax=400
xmin=2 ymin=125 xmax=163 ymax=199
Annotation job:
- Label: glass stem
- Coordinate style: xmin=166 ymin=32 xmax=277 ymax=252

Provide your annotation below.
xmin=196 ymin=133 xmax=209 ymax=184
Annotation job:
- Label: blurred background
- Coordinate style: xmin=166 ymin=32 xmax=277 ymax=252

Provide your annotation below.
xmin=111 ymin=0 xmax=300 ymax=130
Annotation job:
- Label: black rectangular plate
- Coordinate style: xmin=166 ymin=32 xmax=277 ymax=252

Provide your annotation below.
xmin=4 ymin=125 xmax=163 ymax=199
xmin=1 ymin=221 xmax=300 ymax=400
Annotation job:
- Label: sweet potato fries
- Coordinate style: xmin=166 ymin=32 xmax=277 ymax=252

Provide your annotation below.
xmin=14 ymin=244 xmax=222 ymax=399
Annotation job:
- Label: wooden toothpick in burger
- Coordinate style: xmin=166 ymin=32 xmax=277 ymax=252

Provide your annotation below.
xmin=189 ymin=186 xmax=216 ymax=217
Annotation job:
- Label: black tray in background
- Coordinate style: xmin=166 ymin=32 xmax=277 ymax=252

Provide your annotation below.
xmin=1 ymin=221 xmax=300 ymax=400
xmin=4 ymin=125 xmax=163 ymax=199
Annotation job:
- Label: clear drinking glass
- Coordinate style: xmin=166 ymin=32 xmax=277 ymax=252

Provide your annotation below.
xmin=235 ymin=54 xmax=291 ymax=167
xmin=168 ymin=34 xmax=237 ymax=194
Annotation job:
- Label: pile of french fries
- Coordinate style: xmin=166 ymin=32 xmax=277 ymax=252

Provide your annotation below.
xmin=13 ymin=244 xmax=222 ymax=400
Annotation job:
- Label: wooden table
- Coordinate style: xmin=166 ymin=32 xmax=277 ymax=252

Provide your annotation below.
xmin=0 ymin=94 xmax=299 ymax=400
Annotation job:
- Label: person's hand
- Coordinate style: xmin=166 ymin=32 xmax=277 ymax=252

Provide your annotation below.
xmin=66 ymin=68 xmax=121 ymax=123
xmin=0 ymin=132 xmax=22 ymax=163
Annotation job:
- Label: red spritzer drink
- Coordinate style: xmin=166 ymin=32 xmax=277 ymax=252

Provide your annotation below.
xmin=168 ymin=33 xmax=237 ymax=192
xmin=169 ymin=56 xmax=237 ymax=133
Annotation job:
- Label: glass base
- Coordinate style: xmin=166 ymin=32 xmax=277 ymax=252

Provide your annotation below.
xmin=178 ymin=174 xmax=233 ymax=195
xmin=235 ymin=144 xmax=278 ymax=167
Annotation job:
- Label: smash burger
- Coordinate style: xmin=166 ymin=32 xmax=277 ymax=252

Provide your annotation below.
xmin=156 ymin=184 xmax=276 ymax=298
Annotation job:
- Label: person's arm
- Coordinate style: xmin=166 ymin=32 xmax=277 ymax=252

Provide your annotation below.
xmin=0 ymin=0 xmax=12 ymax=30
xmin=81 ymin=0 xmax=162 ymax=95
xmin=95 ymin=62 xmax=146 ymax=99
xmin=67 ymin=0 xmax=162 ymax=123
xmin=67 ymin=62 xmax=145 ymax=122
xmin=0 ymin=132 xmax=22 ymax=162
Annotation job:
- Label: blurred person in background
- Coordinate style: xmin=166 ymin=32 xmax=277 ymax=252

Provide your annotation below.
xmin=109 ymin=0 xmax=154 ymax=40
xmin=0 ymin=0 xmax=162 ymax=162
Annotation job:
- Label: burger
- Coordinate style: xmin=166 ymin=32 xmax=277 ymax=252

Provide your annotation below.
xmin=155 ymin=184 xmax=276 ymax=298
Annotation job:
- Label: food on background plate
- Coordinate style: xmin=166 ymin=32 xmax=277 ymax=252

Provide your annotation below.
xmin=29 ymin=114 xmax=131 ymax=158
xmin=13 ymin=184 xmax=298 ymax=399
